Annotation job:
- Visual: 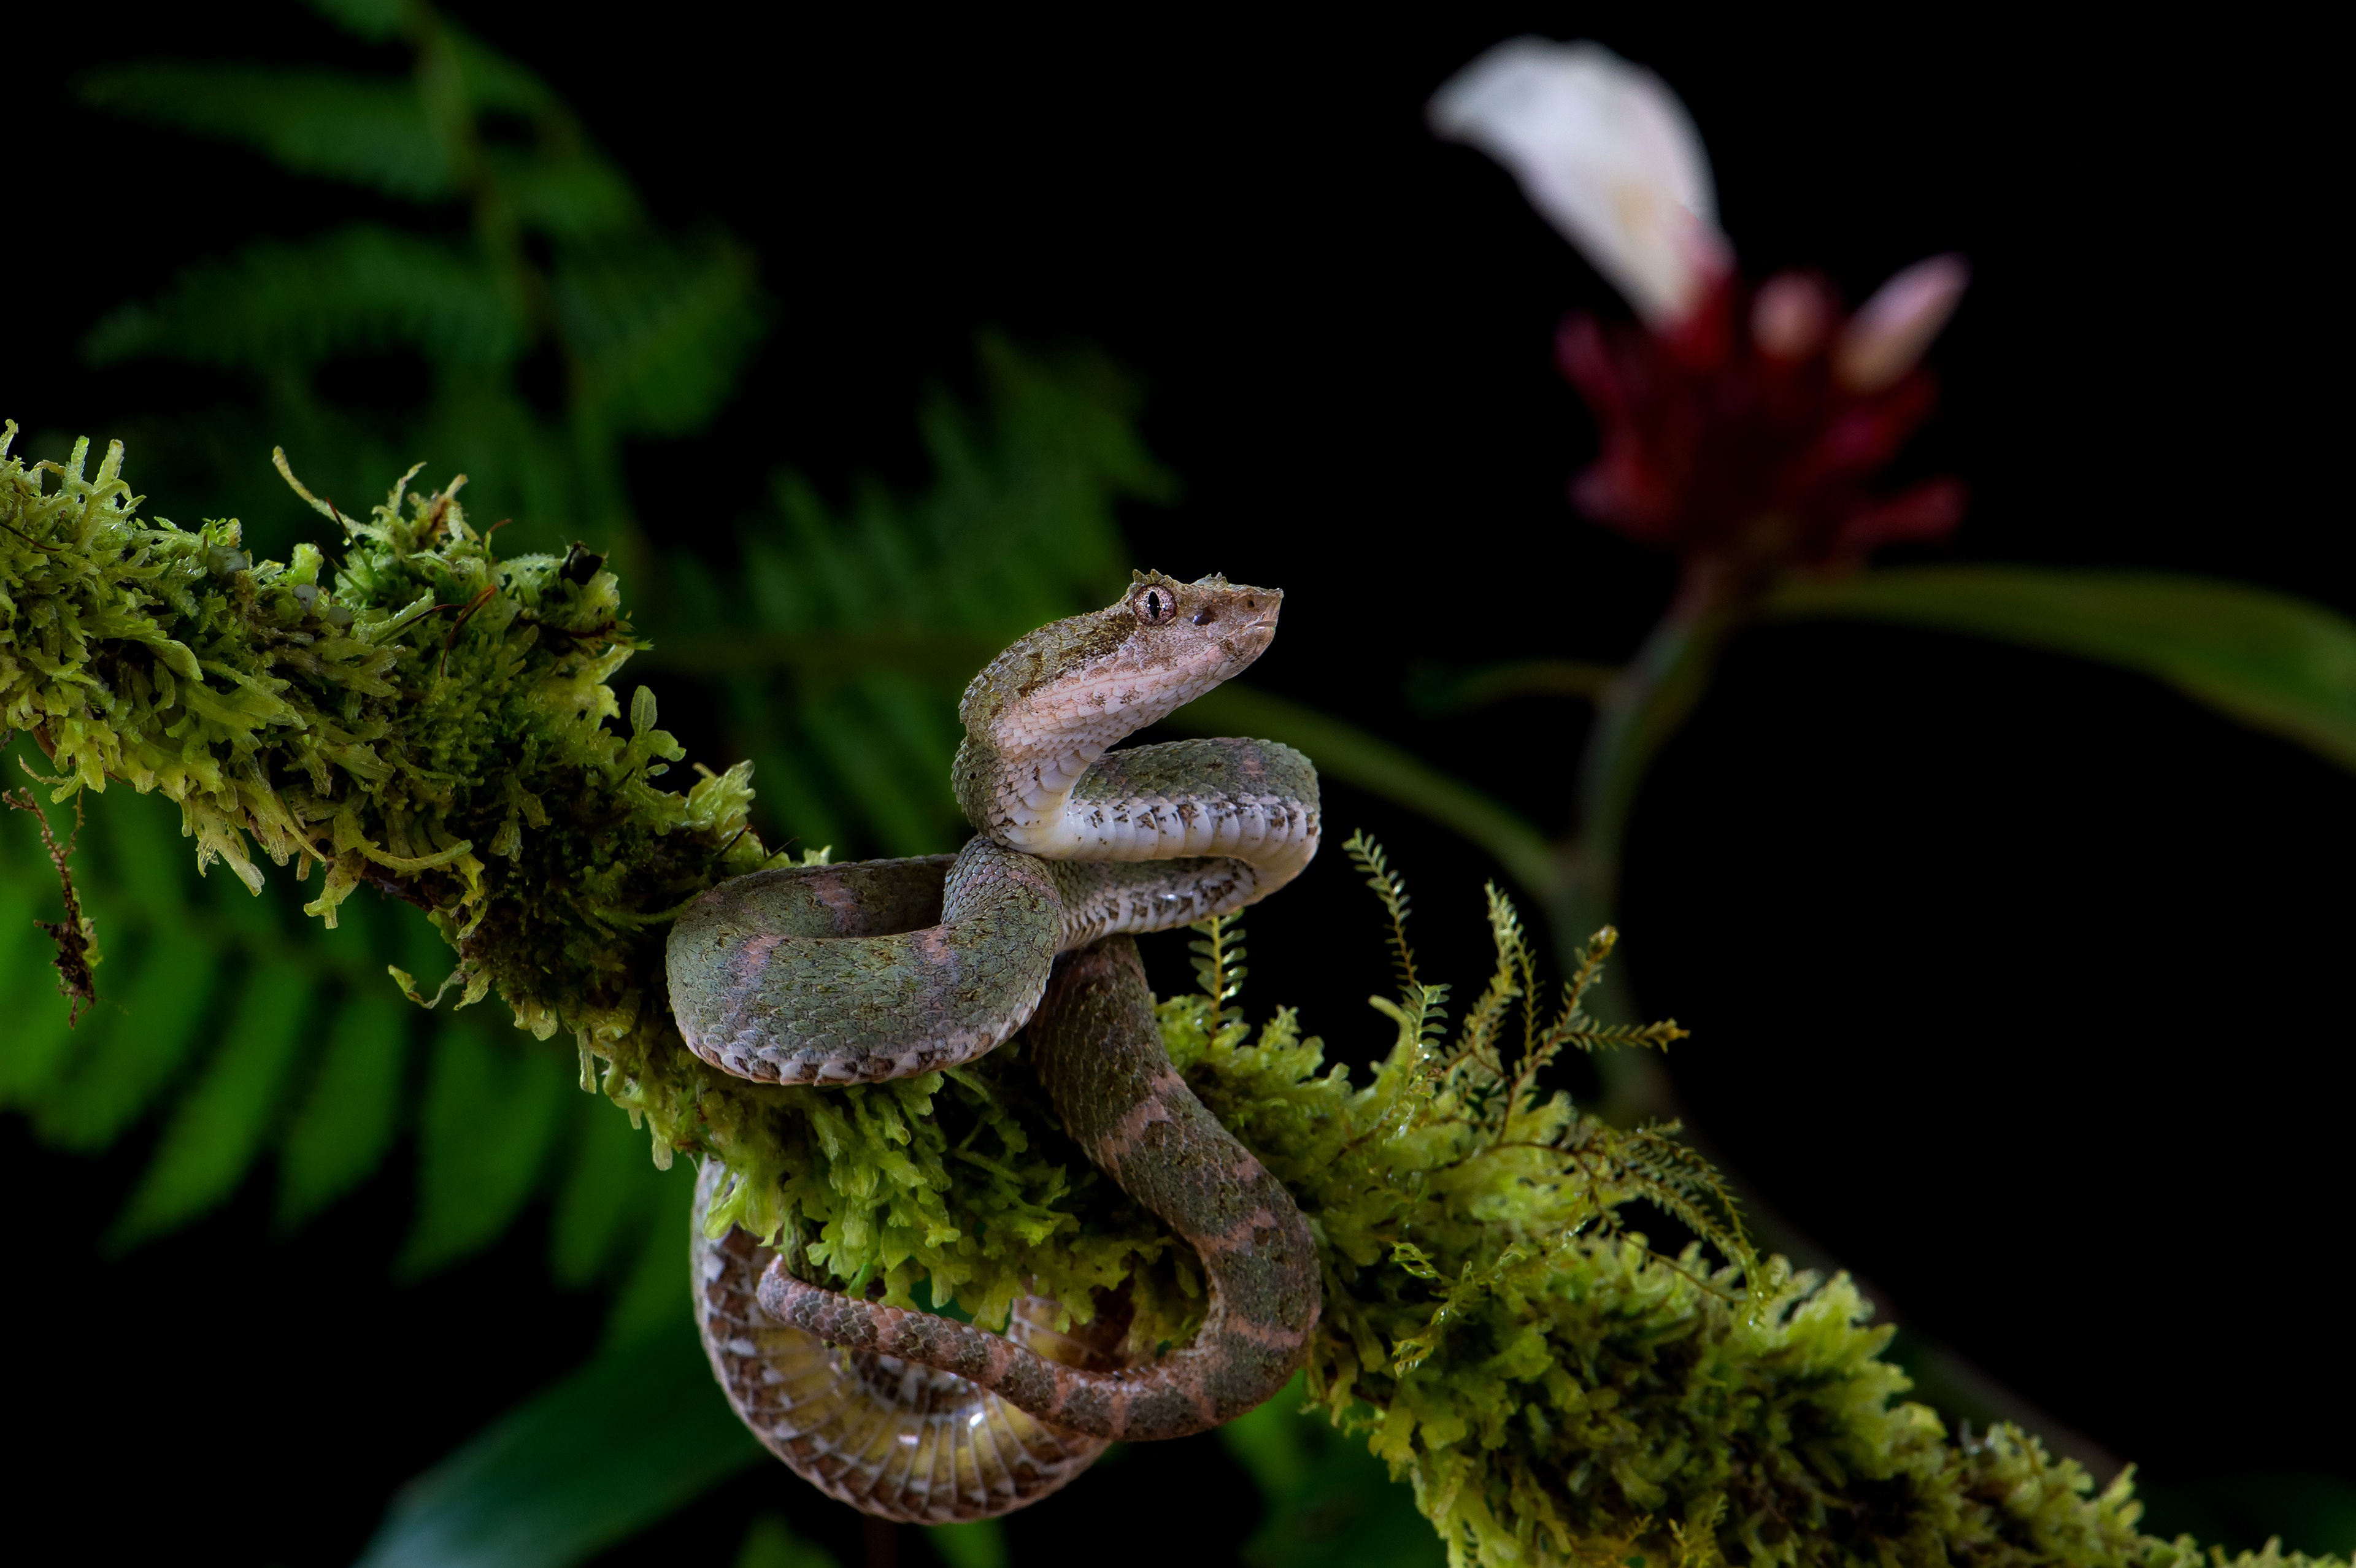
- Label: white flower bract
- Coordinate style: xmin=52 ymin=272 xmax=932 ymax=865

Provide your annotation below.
xmin=1430 ymin=37 xmax=1729 ymax=325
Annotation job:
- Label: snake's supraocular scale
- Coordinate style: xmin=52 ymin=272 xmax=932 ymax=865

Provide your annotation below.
xmin=669 ymin=571 xmax=1323 ymax=1521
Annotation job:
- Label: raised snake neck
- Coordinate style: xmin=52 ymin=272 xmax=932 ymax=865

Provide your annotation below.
xmin=670 ymin=571 xmax=1324 ymax=1523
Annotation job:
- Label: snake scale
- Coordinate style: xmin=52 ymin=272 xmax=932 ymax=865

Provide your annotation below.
xmin=668 ymin=571 xmax=1325 ymax=1523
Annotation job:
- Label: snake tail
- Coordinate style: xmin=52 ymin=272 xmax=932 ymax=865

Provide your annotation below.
xmin=695 ymin=1160 xmax=1128 ymax=1523
xmin=758 ymin=936 xmax=1322 ymax=1442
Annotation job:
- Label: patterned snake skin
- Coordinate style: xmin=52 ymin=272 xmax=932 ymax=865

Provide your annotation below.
xmin=669 ymin=572 xmax=1324 ymax=1521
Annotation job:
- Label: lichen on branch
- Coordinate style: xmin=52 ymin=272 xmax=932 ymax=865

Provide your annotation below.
xmin=2 ymin=431 xmax=2339 ymax=1568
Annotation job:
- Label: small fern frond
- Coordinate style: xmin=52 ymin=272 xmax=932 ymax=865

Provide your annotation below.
xmin=1563 ymin=924 xmax=1617 ymax=1010
xmin=1343 ymin=829 xmax=1423 ymax=1002
xmin=1446 ymin=894 xmax=1522 ymax=1107
xmin=1188 ymin=912 xmax=1247 ymax=1026
xmin=1538 ymin=926 xmax=1687 ymax=1062
xmin=1611 ymin=1123 xmax=1762 ymax=1301
xmin=1561 ymin=1017 xmax=1690 ymax=1053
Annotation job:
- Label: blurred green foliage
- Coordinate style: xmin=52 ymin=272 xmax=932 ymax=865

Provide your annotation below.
xmin=0 ymin=732 xmax=687 ymax=1330
xmin=659 ymin=331 xmax=1176 ymax=858
xmin=77 ymin=0 xmax=762 ymax=575
xmin=736 ymin=1513 xmax=844 ymax=1568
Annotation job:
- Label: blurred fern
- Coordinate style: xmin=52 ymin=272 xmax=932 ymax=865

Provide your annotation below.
xmin=658 ymin=332 xmax=1174 ymax=858
xmin=77 ymin=0 xmax=762 ymax=575
xmin=0 ymin=753 xmax=685 ymax=1332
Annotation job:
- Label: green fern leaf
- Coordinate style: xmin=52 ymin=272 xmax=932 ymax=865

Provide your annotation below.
xmin=598 ymin=1164 xmax=697 ymax=1348
xmin=401 ymin=1020 xmax=571 ymax=1279
xmin=549 ymin=1087 xmax=663 ymax=1290
xmin=85 ymin=228 xmax=522 ymax=371
xmin=77 ymin=64 xmax=453 ymax=199
xmin=277 ymin=996 xmax=410 ymax=1229
xmin=110 ymin=959 xmax=318 ymax=1247
xmin=437 ymin=24 xmax=568 ymax=117
xmin=556 ymin=240 xmax=767 ymax=434
xmin=496 ymin=153 xmax=643 ymax=242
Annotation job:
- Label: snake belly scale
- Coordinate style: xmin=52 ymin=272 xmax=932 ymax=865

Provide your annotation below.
xmin=669 ymin=571 xmax=1324 ymax=1523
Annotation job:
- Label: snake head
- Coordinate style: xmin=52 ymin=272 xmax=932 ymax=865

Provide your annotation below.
xmin=1108 ymin=569 xmax=1282 ymax=713
xmin=959 ymin=571 xmax=1284 ymax=764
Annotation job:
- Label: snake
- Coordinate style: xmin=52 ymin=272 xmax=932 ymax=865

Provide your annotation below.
xmin=668 ymin=570 xmax=1325 ymax=1523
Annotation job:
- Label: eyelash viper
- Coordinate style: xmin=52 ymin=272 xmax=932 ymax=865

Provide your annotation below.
xmin=668 ymin=570 xmax=1323 ymax=1523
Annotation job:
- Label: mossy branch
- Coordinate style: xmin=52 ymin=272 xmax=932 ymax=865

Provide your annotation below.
xmin=2 ymin=431 xmax=2338 ymax=1568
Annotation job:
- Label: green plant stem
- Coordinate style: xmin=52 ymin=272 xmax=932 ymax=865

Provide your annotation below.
xmin=1558 ymin=570 xmax=1738 ymax=940
xmin=1406 ymin=657 xmax=1618 ymax=712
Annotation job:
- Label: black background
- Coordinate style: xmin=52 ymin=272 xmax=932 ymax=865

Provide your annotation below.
xmin=3 ymin=7 xmax=2349 ymax=1566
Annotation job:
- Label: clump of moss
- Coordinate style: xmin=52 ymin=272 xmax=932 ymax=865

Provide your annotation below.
xmin=4 ymin=434 xmax=2339 ymax=1567
xmin=0 ymin=428 xmax=1198 ymax=1343
xmin=1159 ymin=842 xmax=2339 ymax=1568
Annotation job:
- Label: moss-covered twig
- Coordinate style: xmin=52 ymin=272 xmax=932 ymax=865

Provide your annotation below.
xmin=2 ymin=429 xmax=2338 ymax=1567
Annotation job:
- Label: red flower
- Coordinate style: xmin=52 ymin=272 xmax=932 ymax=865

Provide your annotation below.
xmin=1559 ymin=259 xmax=1969 ymax=572
xmin=1432 ymin=38 xmax=1969 ymax=575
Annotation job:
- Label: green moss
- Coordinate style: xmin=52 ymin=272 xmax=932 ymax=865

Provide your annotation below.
xmin=3 ymin=432 xmax=2340 ymax=1567
xmin=0 ymin=426 xmax=1194 ymax=1343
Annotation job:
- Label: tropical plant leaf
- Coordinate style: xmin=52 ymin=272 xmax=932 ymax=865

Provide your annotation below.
xmin=351 ymin=1311 xmax=762 ymax=1568
xmin=1767 ymin=567 xmax=2356 ymax=774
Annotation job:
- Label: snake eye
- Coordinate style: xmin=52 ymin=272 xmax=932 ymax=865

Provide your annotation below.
xmin=1135 ymin=586 xmax=1176 ymax=625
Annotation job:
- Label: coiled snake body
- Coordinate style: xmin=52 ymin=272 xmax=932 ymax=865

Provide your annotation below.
xmin=669 ymin=572 xmax=1323 ymax=1523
